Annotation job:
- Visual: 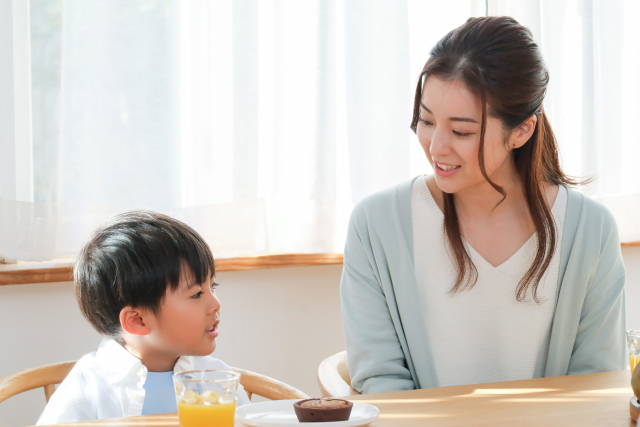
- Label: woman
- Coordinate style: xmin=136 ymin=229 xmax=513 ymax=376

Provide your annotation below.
xmin=340 ymin=16 xmax=626 ymax=394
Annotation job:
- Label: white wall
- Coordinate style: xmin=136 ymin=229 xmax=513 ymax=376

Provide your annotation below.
xmin=0 ymin=265 xmax=346 ymax=427
xmin=1 ymin=249 xmax=639 ymax=427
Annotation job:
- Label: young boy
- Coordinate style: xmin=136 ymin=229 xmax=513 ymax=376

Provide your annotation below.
xmin=37 ymin=211 xmax=250 ymax=424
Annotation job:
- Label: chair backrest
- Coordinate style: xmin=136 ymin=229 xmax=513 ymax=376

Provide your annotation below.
xmin=317 ymin=351 xmax=360 ymax=397
xmin=0 ymin=361 xmax=308 ymax=405
xmin=232 ymin=367 xmax=309 ymax=401
xmin=0 ymin=361 xmax=77 ymax=404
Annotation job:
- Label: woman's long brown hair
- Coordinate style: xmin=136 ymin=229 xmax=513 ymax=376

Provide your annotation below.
xmin=410 ymin=16 xmax=585 ymax=302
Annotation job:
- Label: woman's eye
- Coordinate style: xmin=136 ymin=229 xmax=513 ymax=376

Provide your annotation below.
xmin=453 ymin=130 xmax=473 ymax=137
xmin=420 ymin=118 xmax=433 ymax=126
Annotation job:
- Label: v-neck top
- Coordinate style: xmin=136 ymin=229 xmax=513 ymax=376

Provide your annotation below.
xmin=411 ymin=176 xmax=568 ymax=387
xmin=340 ymin=177 xmax=626 ymax=395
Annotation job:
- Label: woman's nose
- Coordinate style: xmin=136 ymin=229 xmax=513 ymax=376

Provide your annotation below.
xmin=429 ymin=127 xmax=450 ymax=158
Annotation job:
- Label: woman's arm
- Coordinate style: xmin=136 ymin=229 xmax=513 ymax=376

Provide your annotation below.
xmin=567 ymin=206 xmax=627 ymax=374
xmin=340 ymin=206 xmax=415 ymax=394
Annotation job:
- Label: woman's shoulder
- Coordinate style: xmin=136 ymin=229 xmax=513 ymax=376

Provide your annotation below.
xmin=565 ymin=186 xmax=618 ymax=231
xmin=564 ymin=186 xmax=621 ymax=253
xmin=349 ymin=178 xmax=416 ymax=225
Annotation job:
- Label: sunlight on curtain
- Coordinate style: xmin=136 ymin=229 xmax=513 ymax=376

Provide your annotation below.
xmin=1 ymin=0 xmax=482 ymax=261
xmin=491 ymin=0 xmax=640 ymax=242
xmin=2 ymin=0 xmax=636 ymax=262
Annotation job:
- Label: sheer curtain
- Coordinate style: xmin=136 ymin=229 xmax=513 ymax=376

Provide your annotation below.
xmin=491 ymin=0 xmax=640 ymax=243
xmin=0 ymin=0 xmax=637 ymax=262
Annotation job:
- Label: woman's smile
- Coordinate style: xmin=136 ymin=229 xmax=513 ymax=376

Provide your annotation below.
xmin=434 ymin=161 xmax=461 ymax=177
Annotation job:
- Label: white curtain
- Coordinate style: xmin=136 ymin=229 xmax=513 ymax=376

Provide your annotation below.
xmin=1 ymin=0 xmax=637 ymax=262
xmin=491 ymin=0 xmax=640 ymax=243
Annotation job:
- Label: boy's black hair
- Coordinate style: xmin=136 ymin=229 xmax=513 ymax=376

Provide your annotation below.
xmin=75 ymin=211 xmax=215 ymax=343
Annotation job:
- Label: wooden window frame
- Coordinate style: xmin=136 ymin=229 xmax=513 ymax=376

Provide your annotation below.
xmin=1 ymin=241 xmax=639 ymax=286
xmin=0 ymin=254 xmax=344 ymax=286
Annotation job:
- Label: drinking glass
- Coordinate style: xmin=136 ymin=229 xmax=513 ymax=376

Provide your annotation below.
xmin=627 ymin=330 xmax=640 ymax=373
xmin=173 ymin=370 xmax=240 ymax=427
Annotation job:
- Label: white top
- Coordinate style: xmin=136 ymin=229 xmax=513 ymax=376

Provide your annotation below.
xmin=411 ymin=176 xmax=568 ymax=387
xmin=37 ymin=338 xmax=250 ymax=425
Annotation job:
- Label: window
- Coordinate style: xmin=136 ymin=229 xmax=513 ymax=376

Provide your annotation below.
xmin=1 ymin=0 xmax=637 ymax=262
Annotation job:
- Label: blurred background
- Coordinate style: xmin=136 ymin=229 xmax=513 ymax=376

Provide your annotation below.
xmin=1 ymin=0 xmax=639 ymax=425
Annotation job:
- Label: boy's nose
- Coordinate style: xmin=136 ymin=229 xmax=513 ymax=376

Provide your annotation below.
xmin=207 ymin=288 xmax=221 ymax=314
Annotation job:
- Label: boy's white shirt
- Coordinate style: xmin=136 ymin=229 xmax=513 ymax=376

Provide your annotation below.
xmin=37 ymin=338 xmax=250 ymax=425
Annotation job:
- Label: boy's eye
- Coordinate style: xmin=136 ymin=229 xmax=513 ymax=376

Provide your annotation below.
xmin=192 ymin=283 xmax=219 ymax=299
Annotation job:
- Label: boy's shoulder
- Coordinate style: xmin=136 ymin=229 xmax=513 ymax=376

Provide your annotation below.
xmin=188 ymin=356 xmax=251 ymax=407
xmin=53 ymin=350 xmax=102 ymax=389
xmin=189 ymin=355 xmax=234 ymax=370
xmin=36 ymin=351 xmax=108 ymax=424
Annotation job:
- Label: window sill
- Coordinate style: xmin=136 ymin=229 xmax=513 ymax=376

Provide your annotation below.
xmin=2 ymin=240 xmax=639 ymax=286
xmin=0 ymin=253 xmax=344 ymax=286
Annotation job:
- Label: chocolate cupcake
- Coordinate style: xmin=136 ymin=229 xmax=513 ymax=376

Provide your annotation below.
xmin=294 ymin=398 xmax=353 ymax=422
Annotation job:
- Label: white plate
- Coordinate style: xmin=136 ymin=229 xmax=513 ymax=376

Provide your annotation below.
xmin=235 ymin=399 xmax=379 ymax=427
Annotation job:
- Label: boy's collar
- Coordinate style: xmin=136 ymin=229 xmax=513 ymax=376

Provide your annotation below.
xmin=174 ymin=355 xmax=196 ymax=375
xmin=96 ymin=338 xmax=196 ymax=384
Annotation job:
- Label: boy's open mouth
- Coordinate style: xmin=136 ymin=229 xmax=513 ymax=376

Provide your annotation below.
xmin=206 ymin=321 xmax=219 ymax=338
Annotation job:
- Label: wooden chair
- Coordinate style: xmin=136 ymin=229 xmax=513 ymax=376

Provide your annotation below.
xmin=0 ymin=361 xmax=308 ymax=405
xmin=0 ymin=361 xmax=76 ymax=404
xmin=317 ymin=351 xmax=360 ymax=397
xmin=232 ymin=367 xmax=308 ymax=401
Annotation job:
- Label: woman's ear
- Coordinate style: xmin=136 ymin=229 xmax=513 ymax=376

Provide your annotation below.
xmin=510 ymin=115 xmax=538 ymax=149
xmin=119 ymin=306 xmax=151 ymax=336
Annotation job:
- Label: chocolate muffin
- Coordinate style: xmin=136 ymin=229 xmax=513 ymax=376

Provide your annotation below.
xmin=294 ymin=398 xmax=353 ymax=422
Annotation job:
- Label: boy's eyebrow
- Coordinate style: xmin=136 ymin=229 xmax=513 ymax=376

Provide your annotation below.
xmin=181 ymin=275 xmax=215 ymax=291
xmin=420 ymin=102 xmax=479 ymax=123
xmin=183 ymin=279 xmax=200 ymax=290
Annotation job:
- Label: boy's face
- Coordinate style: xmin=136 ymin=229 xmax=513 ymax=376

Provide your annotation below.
xmin=144 ymin=268 xmax=221 ymax=359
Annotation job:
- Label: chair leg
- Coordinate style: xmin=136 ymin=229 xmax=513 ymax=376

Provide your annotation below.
xmin=44 ymin=384 xmax=56 ymax=403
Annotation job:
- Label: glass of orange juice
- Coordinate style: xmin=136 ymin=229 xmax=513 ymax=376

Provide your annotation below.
xmin=173 ymin=370 xmax=240 ymax=427
xmin=627 ymin=330 xmax=640 ymax=373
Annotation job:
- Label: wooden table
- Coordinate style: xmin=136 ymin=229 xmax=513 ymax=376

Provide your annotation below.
xmin=39 ymin=371 xmax=636 ymax=427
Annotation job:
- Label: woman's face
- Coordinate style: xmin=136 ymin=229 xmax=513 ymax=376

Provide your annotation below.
xmin=416 ymin=76 xmax=513 ymax=194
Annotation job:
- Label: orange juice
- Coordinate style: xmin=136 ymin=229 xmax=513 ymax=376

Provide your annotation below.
xmin=177 ymin=401 xmax=236 ymax=427
xmin=631 ymin=354 xmax=640 ymax=373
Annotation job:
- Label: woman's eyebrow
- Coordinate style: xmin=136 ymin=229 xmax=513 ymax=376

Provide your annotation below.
xmin=421 ymin=102 xmax=479 ymax=123
xmin=449 ymin=116 xmax=478 ymax=123
xmin=420 ymin=102 xmax=433 ymax=114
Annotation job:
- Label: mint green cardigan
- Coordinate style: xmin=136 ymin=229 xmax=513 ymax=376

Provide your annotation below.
xmin=340 ymin=178 xmax=627 ymax=394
